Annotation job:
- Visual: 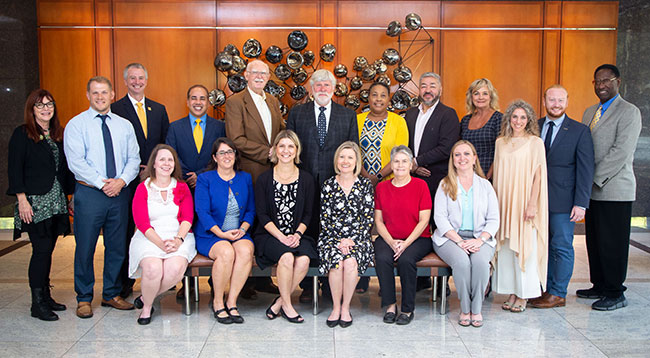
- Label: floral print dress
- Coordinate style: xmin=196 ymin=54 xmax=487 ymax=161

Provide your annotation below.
xmin=318 ymin=176 xmax=375 ymax=274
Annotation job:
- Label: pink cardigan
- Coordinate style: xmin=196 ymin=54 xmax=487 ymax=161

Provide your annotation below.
xmin=132 ymin=180 xmax=194 ymax=234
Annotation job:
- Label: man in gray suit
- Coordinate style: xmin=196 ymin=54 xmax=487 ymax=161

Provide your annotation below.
xmin=578 ymin=64 xmax=642 ymax=311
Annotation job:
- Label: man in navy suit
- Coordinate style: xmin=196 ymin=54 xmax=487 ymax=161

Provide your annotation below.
xmin=111 ymin=63 xmax=170 ymax=298
xmin=286 ymin=69 xmax=358 ymax=302
xmin=529 ymin=85 xmax=594 ymax=309
xmin=166 ymin=84 xmax=225 ymax=189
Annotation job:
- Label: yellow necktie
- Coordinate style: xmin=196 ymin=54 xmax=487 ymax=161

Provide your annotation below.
xmin=136 ymin=102 xmax=147 ymax=138
xmin=193 ymin=118 xmax=203 ymax=153
xmin=590 ymin=105 xmax=602 ymax=130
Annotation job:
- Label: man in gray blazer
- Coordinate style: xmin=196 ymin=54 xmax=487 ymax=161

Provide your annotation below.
xmin=578 ymin=64 xmax=641 ymax=311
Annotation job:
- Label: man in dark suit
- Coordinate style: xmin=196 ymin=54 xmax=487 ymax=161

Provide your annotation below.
xmin=166 ymin=84 xmax=225 ymax=189
xmin=111 ymin=63 xmax=170 ymax=298
xmin=225 ymin=59 xmax=282 ymax=299
xmin=578 ymin=64 xmax=641 ymax=311
xmin=404 ymin=72 xmax=459 ymax=292
xmin=286 ymin=69 xmax=358 ymax=302
xmin=529 ymin=85 xmax=594 ymax=309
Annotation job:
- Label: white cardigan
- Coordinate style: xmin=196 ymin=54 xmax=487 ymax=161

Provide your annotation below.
xmin=432 ymin=174 xmax=500 ymax=247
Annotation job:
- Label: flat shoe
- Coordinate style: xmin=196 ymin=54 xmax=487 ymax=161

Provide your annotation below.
xmin=458 ymin=317 xmax=471 ymax=327
xmin=470 ymin=319 xmax=483 ymax=328
xmin=265 ymin=296 xmax=280 ymax=320
xmin=226 ymin=305 xmax=244 ymax=324
xmin=137 ymin=307 xmax=154 ymax=325
xmin=280 ymin=308 xmax=304 ymax=323
xmin=396 ymin=312 xmax=414 ymax=325
xmin=383 ymin=311 xmax=396 ymax=324
xmin=133 ymin=295 xmax=143 ymax=309
xmin=213 ymin=307 xmax=234 ymax=324
xmin=339 ymin=314 xmax=352 ymax=328
xmin=326 ymin=318 xmax=339 ymax=328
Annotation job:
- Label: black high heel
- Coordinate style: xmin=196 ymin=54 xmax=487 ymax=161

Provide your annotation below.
xmin=280 ymin=308 xmax=304 ymax=324
xmin=265 ymin=296 xmax=280 ymax=320
xmin=133 ymin=295 xmax=143 ymax=309
xmin=137 ymin=306 xmax=154 ymax=325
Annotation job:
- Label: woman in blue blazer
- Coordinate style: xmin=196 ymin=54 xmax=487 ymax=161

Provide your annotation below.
xmin=433 ymin=140 xmax=499 ymax=328
xmin=195 ymin=138 xmax=255 ymax=324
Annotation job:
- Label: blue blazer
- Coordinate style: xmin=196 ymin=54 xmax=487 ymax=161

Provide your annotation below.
xmin=166 ymin=115 xmax=225 ymax=176
xmin=111 ymin=95 xmax=170 ymax=165
xmin=194 ymin=170 xmax=255 ymax=241
xmin=538 ymin=116 xmax=594 ymax=213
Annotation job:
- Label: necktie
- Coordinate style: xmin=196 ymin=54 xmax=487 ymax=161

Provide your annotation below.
xmin=590 ymin=105 xmax=602 ymax=130
xmin=193 ymin=118 xmax=203 ymax=153
xmin=544 ymin=121 xmax=554 ymax=151
xmin=317 ymin=106 xmax=327 ymax=147
xmin=99 ymin=114 xmax=116 ymax=179
xmin=136 ymin=102 xmax=147 ymax=139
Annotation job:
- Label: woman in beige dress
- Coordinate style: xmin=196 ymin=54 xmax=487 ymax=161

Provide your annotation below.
xmin=492 ymin=99 xmax=548 ymax=313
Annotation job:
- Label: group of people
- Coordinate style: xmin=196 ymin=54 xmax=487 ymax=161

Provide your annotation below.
xmin=8 ymin=60 xmax=641 ymax=330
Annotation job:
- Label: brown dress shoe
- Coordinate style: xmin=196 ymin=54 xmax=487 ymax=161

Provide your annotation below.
xmin=76 ymin=302 xmax=93 ymax=318
xmin=529 ymin=294 xmax=566 ymax=308
xmin=101 ymin=296 xmax=135 ymax=310
xmin=528 ymin=291 xmax=550 ymax=306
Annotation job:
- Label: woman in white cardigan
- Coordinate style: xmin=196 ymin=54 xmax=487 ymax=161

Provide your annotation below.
xmin=433 ymin=140 xmax=499 ymax=328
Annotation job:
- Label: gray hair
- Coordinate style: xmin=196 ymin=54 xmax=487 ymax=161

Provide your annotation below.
xmin=419 ymin=72 xmax=441 ymax=85
xmin=390 ymin=145 xmax=414 ymax=162
xmin=309 ymin=69 xmax=336 ymax=88
xmin=123 ymin=63 xmax=148 ymax=80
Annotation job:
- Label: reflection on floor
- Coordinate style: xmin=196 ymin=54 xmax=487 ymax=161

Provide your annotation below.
xmin=1 ymin=231 xmax=649 ymax=357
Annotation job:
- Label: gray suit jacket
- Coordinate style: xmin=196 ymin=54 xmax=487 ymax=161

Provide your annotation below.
xmin=582 ymin=95 xmax=641 ymax=201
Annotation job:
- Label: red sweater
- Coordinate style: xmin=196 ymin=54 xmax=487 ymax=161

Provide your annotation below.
xmin=375 ymin=177 xmax=432 ymax=239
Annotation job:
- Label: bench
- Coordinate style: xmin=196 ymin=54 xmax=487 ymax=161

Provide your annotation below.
xmin=181 ymin=252 xmax=451 ymax=316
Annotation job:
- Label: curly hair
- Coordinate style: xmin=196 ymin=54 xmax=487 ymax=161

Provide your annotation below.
xmin=499 ymin=99 xmax=539 ymax=139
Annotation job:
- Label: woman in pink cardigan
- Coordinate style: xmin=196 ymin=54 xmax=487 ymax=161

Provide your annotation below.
xmin=128 ymin=144 xmax=197 ymax=325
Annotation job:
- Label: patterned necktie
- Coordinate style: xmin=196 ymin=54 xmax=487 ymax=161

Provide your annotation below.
xmin=193 ymin=118 xmax=203 ymax=153
xmin=99 ymin=114 xmax=116 ymax=179
xmin=590 ymin=105 xmax=602 ymax=130
xmin=544 ymin=121 xmax=554 ymax=151
xmin=136 ymin=102 xmax=147 ymax=139
xmin=317 ymin=106 xmax=327 ymax=147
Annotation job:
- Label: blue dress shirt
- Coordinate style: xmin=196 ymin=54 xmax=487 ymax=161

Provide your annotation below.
xmin=64 ymin=107 xmax=140 ymax=189
xmin=600 ymin=94 xmax=618 ymax=115
xmin=189 ymin=113 xmax=207 ymax=134
xmin=541 ymin=114 xmax=566 ymax=147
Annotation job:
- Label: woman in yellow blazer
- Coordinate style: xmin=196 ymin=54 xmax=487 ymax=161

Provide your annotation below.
xmin=357 ymin=82 xmax=409 ymax=186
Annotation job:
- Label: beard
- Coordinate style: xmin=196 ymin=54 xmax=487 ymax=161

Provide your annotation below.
xmin=419 ymin=93 xmax=440 ymax=107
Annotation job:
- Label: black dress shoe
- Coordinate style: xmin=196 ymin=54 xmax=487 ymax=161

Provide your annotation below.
xmin=592 ymin=295 xmax=628 ymax=311
xmin=339 ymin=314 xmax=352 ymax=328
xmin=133 ymin=295 xmax=144 ymax=309
xmin=383 ymin=311 xmax=397 ymax=324
xmin=299 ymin=289 xmax=313 ymax=304
xmin=226 ymin=305 xmax=244 ymax=324
xmin=137 ymin=307 xmax=154 ymax=325
xmin=266 ymin=296 xmax=281 ymax=320
xmin=214 ymin=307 xmax=234 ymax=324
xmin=576 ymin=287 xmax=604 ymax=299
xmin=396 ymin=312 xmax=414 ymax=325
xmin=326 ymin=318 xmax=339 ymax=328
xmin=280 ymin=308 xmax=304 ymax=323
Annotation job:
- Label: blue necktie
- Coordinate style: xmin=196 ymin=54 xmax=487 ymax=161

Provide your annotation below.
xmin=317 ymin=106 xmax=326 ymax=147
xmin=99 ymin=114 xmax=116 ymax=179
xmin=544 ymin=121 xmax=554 ymax=151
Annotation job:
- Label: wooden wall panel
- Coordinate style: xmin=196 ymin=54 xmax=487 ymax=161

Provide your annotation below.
xmin=95 ymin=29 xmax=113 ymax=81
xmin=217 ymin=1 xmax=319 ymax=27
xmin=544 ymin=1 xmax=562 ymax=27
xmin=442 ymin=1 xmax=544 ymax=27
xmin=559 ymin=30 xmax=617 ymax=121
xmin=441 ymin=30 xmax=543 ymax=116
xmin=113 ymin=29 xmax=217 ymax=121
xmin=94 ymin=0 xmax=112 ymax=26
xmin=39 ymin=29 xmax=96 ymax=125
xmin=38 ymin=0 xmax=94 ymax=26
xmin=541 ymin=30 xmax=561 ymax=110
xmin=338 ymin=1 xmax=440 ymax=27
xmin=562 ymin=1 xmax=618 ymax=28
xmin=113 ymin=0 xmax=216 ymax=27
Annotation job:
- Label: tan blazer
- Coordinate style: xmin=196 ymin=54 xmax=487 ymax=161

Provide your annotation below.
xmin=225 ymin=88 xmax=283 ymax=183
xmin=582 ymin=95 xmax=641 ymax=201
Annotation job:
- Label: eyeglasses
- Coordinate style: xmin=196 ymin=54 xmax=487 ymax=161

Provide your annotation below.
xmin=592 ymin=77 xmax=617 ymax=86
xmin=249 ymin=70 xmax=269 ymax=77
xmin=34 ymin=102 xmax=55 ymax=109
xmin=216 ymin=149 xmax=236 ymax=156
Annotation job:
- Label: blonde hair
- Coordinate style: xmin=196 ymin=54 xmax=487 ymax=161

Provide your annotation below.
xmin=499 ymin=99 xmax=539 ymax=140
xmin=270 ymin=129 xmax=302 ymax=165
xmin=465 ymin=78 xmax=500 ymax=114
xmin=441 ymin=140 xmax=485 ymax=201
xmin=333 ymin=141 xmax=362 ymax=177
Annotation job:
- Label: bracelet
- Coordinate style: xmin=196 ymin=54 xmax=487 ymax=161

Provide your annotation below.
xmin=295 ymin=231 xmax=303 ymax=237
xmin=238 ymin=227 xmax=246 ymax=233
xmin=174 ymin=236 xmax=184 ymax=243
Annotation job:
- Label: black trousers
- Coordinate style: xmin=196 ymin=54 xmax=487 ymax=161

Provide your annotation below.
xmin=585 ymin=200 xmax=633 ymax=298
xmin=374 ymin=236 xmax=432 ymax=313
xmin=25 ymin=217 xmax=61 ymax=289
xmin=119 ymin=179 xmax=139 ymax=291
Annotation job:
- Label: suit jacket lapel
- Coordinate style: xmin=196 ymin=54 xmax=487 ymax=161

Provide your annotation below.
xmin=201 ymin=117 xmax=214 ymax=155
xmin=266 ymin=96 xmax=281 ymax=141
xmin=124 ymin=97 xmax=146 ymax=140
xmin=548 ymin=117 xmax=570 ymax=156
xmin=419 ymin=105 xmax=439 ymax=155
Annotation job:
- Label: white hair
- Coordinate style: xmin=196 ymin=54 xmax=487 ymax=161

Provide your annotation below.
xmin=309 ymin=69 xmax=336 ymax=87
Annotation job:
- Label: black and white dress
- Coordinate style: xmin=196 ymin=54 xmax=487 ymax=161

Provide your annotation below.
xmin=318 ymin=176 xmax=375 ymax=274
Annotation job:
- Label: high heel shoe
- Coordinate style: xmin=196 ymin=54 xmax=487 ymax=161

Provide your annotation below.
xmin=137 ymin=307 xmax=154 ymax=325
xmin=280 ymin=308 xmax=304 ymax=324
xmin=265 ymin=296 xmax=280 ymax=320
xmin=133 ymin=295 xmax=143 ymax=309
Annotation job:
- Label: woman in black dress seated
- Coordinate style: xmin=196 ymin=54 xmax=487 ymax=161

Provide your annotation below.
xmin=255 ymin=130 xmax=317 ymax=324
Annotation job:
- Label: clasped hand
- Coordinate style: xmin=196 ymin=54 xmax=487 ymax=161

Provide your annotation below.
xmin=280 ymin=233 xmax=301 ymax=248
xmin=102 ymin=178 xmax=125 ymax=197
xmin=163 ymin=238 xmax=180 ymax=253
xmin=338 ymin=238 xmax=355 ymax=255
xmin=222 ymin=229 xmax=245 ymax=241
xmin=457 ymin=238 xmax=483 ymax=254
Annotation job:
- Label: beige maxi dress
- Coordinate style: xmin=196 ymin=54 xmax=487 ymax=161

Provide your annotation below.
xmin=491 ymin=135 xmax=548 ymax=298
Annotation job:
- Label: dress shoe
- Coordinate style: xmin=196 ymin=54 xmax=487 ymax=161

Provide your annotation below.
xmin=396 ymin=312 xmax=414 ymax=325
xmin=592 ymin=295 xmax=627 ymax=311
xmin=383 ymin=311 xmax=397 ymax=324
xmin=101 ymin=296 xmax=135 ymax=310
xmin=133 ymin=295 xmax=144 ymax=309
xmin=576 ymin=287 xmax=604 ymax=299
xmin=299 ymin=289 xmax=313 ymax=304
xmin=137 ymin=307 xmax=155 ymax=325
xmin=326 ymin=318 xmax=339 ymax=328
xmin=43 ymin=285 xmax=66 ymax=311
xmin=339 ymin=314 xmax=352 ymax=328
xmin=31 ymin=288 xmax=58 ymax=321
xmin=266 ymin=296 xmax=281 ymax=320
xmin=529 ymin=294 xmax=566 ymax=308
xmin=226 ymin=305 xmax=244 ymax=324
xmin=213 ymin=307 xmax=234 ymax=324
xmin=76 ymin=302 xmax=93 ymax=319
xmin=280 ymin=308 xmax=304 ymax=324
xmin=239 ymin=286 xmax=258 ymax=300
xmin=528 ymin=292 xmax=551 ymax=306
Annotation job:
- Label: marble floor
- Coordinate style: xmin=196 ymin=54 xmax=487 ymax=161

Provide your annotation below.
xmin=1 ymin=231 xmax=649 ymax=358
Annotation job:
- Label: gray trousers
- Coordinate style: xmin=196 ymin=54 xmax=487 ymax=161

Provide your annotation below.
xmin=434 ymin=239 xmax=495 ymax=314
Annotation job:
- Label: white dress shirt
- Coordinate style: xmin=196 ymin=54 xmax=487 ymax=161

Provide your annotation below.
xmin=313 ymin=100 xmax=332 ymax=132
xmin=247 ymin=87 xmax=273 ymax=143
xmin=413 ymin=100 xmax=439 ymax=156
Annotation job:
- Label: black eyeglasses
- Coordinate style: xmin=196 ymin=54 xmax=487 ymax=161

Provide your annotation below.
xmin=34 ymin=102 xmax=55 ymax=109
xmin=216 ymin=149 xmax=236 ymax=156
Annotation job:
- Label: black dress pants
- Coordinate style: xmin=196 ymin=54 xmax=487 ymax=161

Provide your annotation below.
xmin=25 ymin=216 xmax=61 ymax=289
xmin=374 ymin=236 xmax=432 ymax=313
xmin=585 ymin=200 xmax=633 ymax=298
